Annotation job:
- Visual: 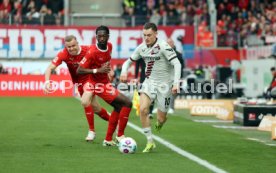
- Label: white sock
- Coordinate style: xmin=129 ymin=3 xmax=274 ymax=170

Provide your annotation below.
xmin=143 ymin=127 xmax=153 ymax=143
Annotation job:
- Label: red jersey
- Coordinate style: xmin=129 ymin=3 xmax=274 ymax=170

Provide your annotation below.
xmin=270 ymin=74 xmax=276 ymax=89
xmin=80 ymin=42 xmax=112 ymax=84
xmin=52 ymin=45 xmax=90 ymax=83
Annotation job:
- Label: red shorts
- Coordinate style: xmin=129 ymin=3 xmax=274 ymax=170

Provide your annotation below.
xmin=75 ymin=81 xmax=85 ymax=96
xmin=83 ymin=81 xmax=119 ymax=104
xmin=78 ymin=85 xmax=84 ymax=96
xmin=74 ymin=79 xmax=87 ymax=97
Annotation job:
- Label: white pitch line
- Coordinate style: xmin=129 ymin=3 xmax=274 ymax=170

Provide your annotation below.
xmin=194 ymin=120 xmax=232 ymax=123
xmin=213 ymin=125 xmax=257 ymax=130
xmin=74 ymin=97 xmax=227 ymax=173
xmin=247 ymin=138 xmax=276 ymax=147
xmin=127 ymin=122 xmax=228 ymax=173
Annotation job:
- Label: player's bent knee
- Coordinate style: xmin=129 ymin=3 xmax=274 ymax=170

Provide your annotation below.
xmin=158 ymin=116 xmax=167 ymax=123
xmin=91 ymin=105 xmax=101 ymax=113
xmin=81 ymin=99 xmax=90 ymax=107
xmin=140 ymin=106 xmax=149 ymax=116
xmin=119 ymin=94 xmax=132 ymax=108
xmin=125 ymin=100 xmax=132 ymax=108
xmin=157 ymin=111 xmax=167 ymax=123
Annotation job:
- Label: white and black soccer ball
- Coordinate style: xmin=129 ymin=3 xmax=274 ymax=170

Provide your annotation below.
xmin=118 ymin=137 xmax=137 ymax=154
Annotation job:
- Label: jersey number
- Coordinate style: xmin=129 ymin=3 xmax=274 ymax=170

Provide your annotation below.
xmin=145 ymin=60 xmax=155 ymax=77
xmin=165 ymin=97 xmax=171 ymax=107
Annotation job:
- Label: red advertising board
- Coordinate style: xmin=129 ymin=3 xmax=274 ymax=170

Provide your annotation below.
xmin=0 ymin=25 xmax=193 ymax=59
xmin=0 ymin=25 xmax=244 ymax=67
xmin=0 ymin=75 xmax=73 ymax=97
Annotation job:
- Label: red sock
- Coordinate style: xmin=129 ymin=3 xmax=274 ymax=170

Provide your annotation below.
xmin=117 ymin=107 xmax=131 ymax=137
xmin=105 ymin=111 xmax=119 ymax=141
xmin=84 ymin=106 xmax=94 ymax=131
xmin=97 ymin=108 xmax=110 ymax=121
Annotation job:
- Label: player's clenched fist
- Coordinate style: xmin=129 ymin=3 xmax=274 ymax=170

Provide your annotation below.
xmin=120 ymin=73 xmax=127 ymax=83
xmin=108 ymin=70 xmax=115 ymax=82
xmin=43 ymin=81 xmax=52 ymax=94
xmin=171 ymin=85 xmax=178 ymax=95
xmin=98 ymin=62 xmax=111 ymax=73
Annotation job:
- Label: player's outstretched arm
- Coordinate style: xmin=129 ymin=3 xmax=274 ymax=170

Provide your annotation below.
xmin=44 ymin=63 xmax=57 ymax=94
xmin=170 ymin=58 xmax=181 ymax=94
xmin=77 ymin=63 xmax=111 ymax=75
xmin=120 ymin=58 xmax=133 ymax=82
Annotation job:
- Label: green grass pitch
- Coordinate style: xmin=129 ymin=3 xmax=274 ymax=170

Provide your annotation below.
xmin=0 ymin=97 xmax=276 ymax=173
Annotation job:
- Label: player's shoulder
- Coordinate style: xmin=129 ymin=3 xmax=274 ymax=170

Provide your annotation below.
xmin=88 ymin=44 xmax=98 ymax=51
xmin=57 ymin=48 xmax=69 ymax=59
xmin=158 ymin=39 xmax=170 ymax=48
xmin=135 ymin=42 xmax=146 ymax=52
xmin=86 ymin=47 xmax=94 ymax=56
xmin=84 ymin=45 xmax=97 ymax=59
xmin=80 ymin=45 xmax=90 ymax=51
xmin=107 ymin=42 xmax=112 ymax=47
xmin=107 ymin=42 xmax=113 ymax=50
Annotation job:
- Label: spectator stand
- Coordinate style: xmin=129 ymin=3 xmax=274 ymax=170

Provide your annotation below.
xmin=0 ymin=0 xmax=64 ymax=25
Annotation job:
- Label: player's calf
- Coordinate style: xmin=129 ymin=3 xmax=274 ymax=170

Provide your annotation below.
xmin=155 ymin=121 xmax=163 ymax=132
xmin=81 ymin=92 xmax=93 ymax=107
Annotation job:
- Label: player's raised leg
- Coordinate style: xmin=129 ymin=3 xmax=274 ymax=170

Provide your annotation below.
xmin=91 ymin=96 xmax=110 ymax=121
xmin=103 ymin=110 xmax=119 ymax=146
xmin=155 ymin=91 xmax=171 ymax=132
xmin=97 ymin=85 xmax=132 ymax=146
xmin=155 ymin=110 xmax=167 ymax=132
xmin=111 ymin=92 xmax=132 ymax=142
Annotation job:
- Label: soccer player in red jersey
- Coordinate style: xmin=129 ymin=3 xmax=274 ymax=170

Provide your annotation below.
xmin=267 ymin=67 xmax=276 ymax=99
xmin=77 ymin=25 xmax=132 ymax=146
xmin=43 ymin=35 xmax=110 ymax=142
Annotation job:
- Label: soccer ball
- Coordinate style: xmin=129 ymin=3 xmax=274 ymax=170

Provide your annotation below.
xmin=118 ymin=137 xmax=137 ymax=154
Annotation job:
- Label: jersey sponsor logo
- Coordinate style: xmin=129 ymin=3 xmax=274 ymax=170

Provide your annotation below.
xmin=142 ymin=56 xmax=160 ymax=61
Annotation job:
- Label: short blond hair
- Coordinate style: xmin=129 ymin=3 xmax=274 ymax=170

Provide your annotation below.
xmin=65 ymin=35 xmax=76 ymax=42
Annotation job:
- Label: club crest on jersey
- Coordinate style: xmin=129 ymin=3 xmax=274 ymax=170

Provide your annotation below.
xmin=151 ymin=45 xmax=160 ymax=55
xmin=72 ymin=62 xmax=79 ymax=67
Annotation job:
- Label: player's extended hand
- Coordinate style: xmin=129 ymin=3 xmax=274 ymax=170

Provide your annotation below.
xmin=108 ymin=70 xmax=115 ymax=82
xmin=120 ymin=74 xmax=128 ymax=83
xmin=98 ymin=63 xmax=111 ymax=73
xmin=171 ymin=85 xmax=178 ymax=95
xmin=43 ymin=81 xmax=52 ymax=95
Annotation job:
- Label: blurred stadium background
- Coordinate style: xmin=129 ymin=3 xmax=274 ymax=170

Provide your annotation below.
xmin=1 ymin=0 xmax=276 ymax=173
